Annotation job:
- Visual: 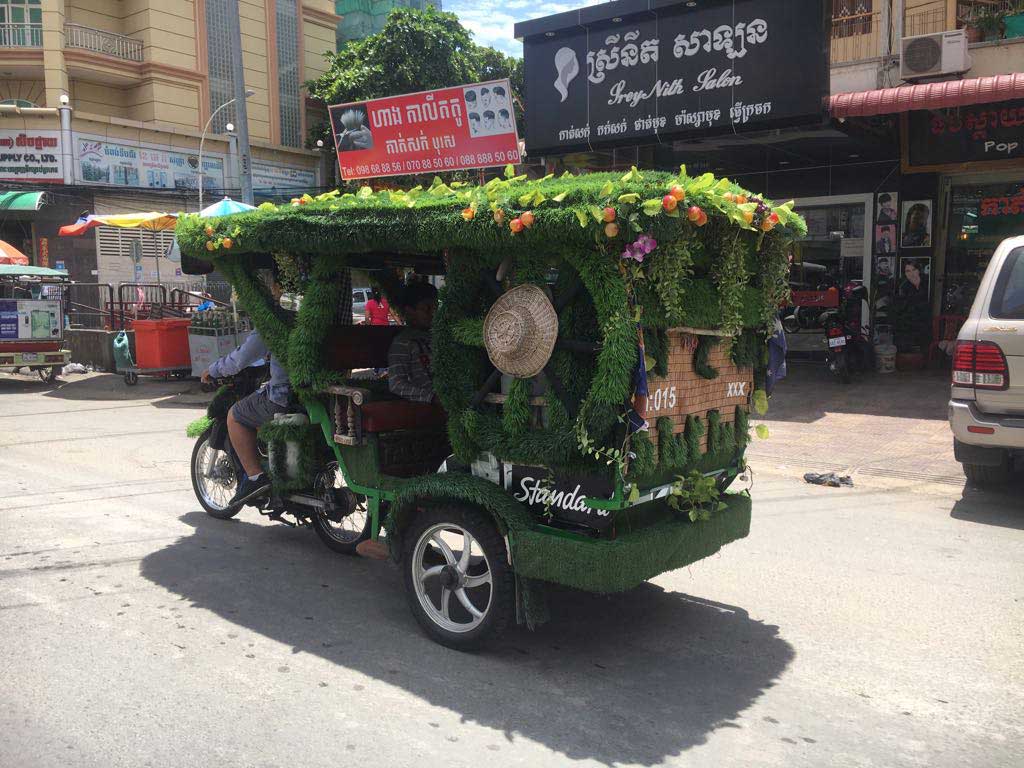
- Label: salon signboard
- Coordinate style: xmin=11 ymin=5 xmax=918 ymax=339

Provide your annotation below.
xmin=908 ymin=99 xmax=1024 ymax=167
xmin=516 ymin=0 xmax=829 ymax=155
xmin=328 ymin=78 xmax=521 ymax=180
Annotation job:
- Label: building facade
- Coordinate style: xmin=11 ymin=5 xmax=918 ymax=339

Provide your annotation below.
xmin=516 ymin=0 xmax=1024 ymax=360
xmin=0 ymin=0 xmax=340 ymax=288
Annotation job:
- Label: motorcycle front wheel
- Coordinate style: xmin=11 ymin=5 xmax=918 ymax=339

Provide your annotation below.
xmin=191 ymin=429 xmax=241 ymax=519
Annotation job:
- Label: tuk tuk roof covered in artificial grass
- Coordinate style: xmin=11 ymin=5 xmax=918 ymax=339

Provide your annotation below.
xmin=176 ymin=167 xmax=806 ymax=263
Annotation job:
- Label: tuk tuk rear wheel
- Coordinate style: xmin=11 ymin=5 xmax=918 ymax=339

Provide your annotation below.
xmin=311 ymin=461 xmax=371 ymax=554
xmin=402 ymin=505 xmax=514 ymax=651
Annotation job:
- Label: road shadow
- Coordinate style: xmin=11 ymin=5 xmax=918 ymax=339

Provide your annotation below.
xmin=21 ymin=372 xmax=211 ymax=408
xmin=763 ymin=364 xmax=949 ymax=424
xmin=950 ymin=479 xmax=1024 ymax=530
xmin=141 ymin=512 xmax=794 ymax=765
xmin=39 ymin=372 xmax=196 ymax=401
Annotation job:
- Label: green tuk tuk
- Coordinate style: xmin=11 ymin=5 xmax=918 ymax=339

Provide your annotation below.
xmin=179 ymin=167 xmax=804 ymax=649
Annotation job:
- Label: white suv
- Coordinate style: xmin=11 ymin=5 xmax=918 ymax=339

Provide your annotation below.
xmin=949 ymin=235 xmax=1024 ymax=485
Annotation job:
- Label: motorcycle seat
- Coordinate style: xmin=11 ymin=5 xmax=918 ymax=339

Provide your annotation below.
xmin=360 ymin=400 xmax=447 ymax=433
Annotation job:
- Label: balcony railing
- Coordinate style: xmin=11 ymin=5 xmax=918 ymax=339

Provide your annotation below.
xmin=0 ymin=23 xmax=42 ymax=48
xmin=831 ymin=11 xmax=882 ymax=65
xmin=65 ymin=23 xmax=143 ymax=62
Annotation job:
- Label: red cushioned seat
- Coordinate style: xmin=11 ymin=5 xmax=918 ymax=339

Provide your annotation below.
xmin=361 ymin=400 xmax=447 ymax=433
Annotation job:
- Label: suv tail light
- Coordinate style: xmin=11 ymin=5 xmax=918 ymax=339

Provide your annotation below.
xmin=953 ymin=341 xmax=1009 ymax=390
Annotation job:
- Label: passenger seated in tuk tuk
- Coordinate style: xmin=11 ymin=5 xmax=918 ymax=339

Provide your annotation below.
xmin=388 ymin=282 xmax=438 ymax=403
xmin=201 ymin=268 xmax=290 ymax=508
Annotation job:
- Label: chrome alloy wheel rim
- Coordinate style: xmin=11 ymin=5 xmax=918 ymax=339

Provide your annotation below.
xmin=412 ymin=523 xmax=492 ymax=633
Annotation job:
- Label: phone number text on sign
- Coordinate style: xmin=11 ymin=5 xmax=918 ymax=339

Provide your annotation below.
xmin=340 ymin=150 xmax=520 ymax=180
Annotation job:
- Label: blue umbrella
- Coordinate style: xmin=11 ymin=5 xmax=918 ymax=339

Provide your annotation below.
xmin=199 ymin=197 xmax=256 ymax=218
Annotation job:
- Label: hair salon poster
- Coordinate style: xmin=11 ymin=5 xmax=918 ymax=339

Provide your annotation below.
xmin=329 ymin=79 xmax=521 ymax=180
xmin=518 ymin=0 xmax=829 ymax=155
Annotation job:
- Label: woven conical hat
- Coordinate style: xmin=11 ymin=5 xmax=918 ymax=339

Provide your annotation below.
xmin=483 ymin=284 xmax=558 ymax=378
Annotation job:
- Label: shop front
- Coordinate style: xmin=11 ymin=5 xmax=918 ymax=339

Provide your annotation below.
xmin=904 ymin=98 xmax=1024 ymax=319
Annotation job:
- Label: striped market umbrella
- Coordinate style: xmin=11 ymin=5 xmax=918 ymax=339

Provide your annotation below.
xmin=0 ymin=240 xmax=30 ymax=266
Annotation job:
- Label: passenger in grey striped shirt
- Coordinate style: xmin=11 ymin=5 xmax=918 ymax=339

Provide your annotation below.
xmin=388 ymin=282 xmax=438 ymax=403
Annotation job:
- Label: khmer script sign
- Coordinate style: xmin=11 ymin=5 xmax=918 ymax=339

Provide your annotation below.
xmin=516 ymin=0 xmax=828 ymax=155
xmin=329 ymin=79 xmax=521 ymax=180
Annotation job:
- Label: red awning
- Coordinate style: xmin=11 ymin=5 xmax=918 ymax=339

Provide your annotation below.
xmin=830 ymin=73 xmax=1024 ymax=118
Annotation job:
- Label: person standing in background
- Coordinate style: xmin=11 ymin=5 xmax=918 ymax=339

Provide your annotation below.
xmin=364 ymin=288 xmax=391 ymax=326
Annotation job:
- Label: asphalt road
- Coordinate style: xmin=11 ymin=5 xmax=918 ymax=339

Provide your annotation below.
xmin=1 ymin=372 xmax=1022 ymax=768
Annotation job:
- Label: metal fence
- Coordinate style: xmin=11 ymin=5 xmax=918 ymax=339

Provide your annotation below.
xmin=0 ymin=23 xmax=42 ymax=48
xmin=64 ymin=23 xmax=144 ymax=62
xmin=61 ymin=281 xmax=235 ymax=330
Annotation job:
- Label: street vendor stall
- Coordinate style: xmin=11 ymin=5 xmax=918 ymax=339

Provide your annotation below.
xmin=0 ymin=264 xmax=71 ymax=383
xmin=178 ymin=168 xmax=805 ymax=649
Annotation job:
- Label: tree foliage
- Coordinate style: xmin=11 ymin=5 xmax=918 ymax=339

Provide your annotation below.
xmin=305 ymin=6 xmax=524 ymax=145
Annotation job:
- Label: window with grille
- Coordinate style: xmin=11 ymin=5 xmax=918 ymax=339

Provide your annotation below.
xmin=205 ymin=0 xmax=236 ymax=133
xmin=0 ymin=0 xmax=42 ymax=47
xmin=832 ymin=1 xmax=874 ymax=38
xmin=277 ymin=0 xmax=302 ymax=147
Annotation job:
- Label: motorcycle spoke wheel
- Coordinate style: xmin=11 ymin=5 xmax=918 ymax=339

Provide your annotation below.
xmin=312 ymin=462 xmax=370 ymax=554
xmin=191 ymin=433 xmax=239 ymax=518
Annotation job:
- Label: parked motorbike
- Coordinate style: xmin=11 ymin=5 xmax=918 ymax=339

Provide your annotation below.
xmin=821 ymin=281 xmax=872 ymax=383
xmin=189 ymin=369 xmax=372 ymax=553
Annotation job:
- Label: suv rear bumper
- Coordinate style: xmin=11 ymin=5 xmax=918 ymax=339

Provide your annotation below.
xmin=949 ymin=399 xmax=1024 ymax=450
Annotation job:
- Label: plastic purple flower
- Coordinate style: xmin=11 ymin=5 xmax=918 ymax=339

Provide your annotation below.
xmin=638 ymin=234 xmax=657 ymax=254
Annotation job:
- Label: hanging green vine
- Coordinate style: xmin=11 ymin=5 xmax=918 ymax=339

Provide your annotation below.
xmin=694 ymin=336 xmax=720 ymax=380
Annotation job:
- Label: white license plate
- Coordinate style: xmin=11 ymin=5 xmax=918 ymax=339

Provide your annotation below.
xmin=20 ymin=352 xmax=38 ymax=362
xmin=828 ymin=336 xmax=847 ymax=348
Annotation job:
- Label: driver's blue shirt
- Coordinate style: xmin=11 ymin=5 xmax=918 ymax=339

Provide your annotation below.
xmin=207 ymin=329 xmax=290 ymax=407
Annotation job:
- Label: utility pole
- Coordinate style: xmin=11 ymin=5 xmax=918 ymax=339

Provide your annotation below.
xmin=226 ymin=2 xmax=254 ymax=204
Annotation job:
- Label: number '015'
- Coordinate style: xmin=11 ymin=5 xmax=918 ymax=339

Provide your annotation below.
xmin=650 ymin=385 xmax=677 ymax=412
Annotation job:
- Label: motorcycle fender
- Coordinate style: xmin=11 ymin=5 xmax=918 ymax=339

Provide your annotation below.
xmin=209 ymin=418 xmax=229 ymax=452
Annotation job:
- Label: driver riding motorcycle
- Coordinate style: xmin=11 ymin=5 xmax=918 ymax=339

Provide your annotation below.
xmin=201 ymin=269 xmax=290 ymax=509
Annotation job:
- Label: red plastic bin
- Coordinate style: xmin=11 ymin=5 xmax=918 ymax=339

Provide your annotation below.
xmin=131 ymin=318 xmax=192 ymax=370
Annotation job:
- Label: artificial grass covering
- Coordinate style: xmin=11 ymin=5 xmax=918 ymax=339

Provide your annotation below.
xmin=510 ymin=492 xmax=752 ymax=593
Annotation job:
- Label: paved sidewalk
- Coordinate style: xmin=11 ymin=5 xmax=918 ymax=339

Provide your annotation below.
xmin=748 ymin=362 xmax=963 ymax=488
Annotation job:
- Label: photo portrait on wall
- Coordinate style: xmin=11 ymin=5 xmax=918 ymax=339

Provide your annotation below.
xmin=901 ymin=200 xmax=932 ymax=248
xmin=876 ymin=192 xmax=898 ymax=225
xmin=875 ymin=255 xmax=894 ymax=278
xmin=893 ymin=257 xmax=932 ymax=350
xmin=875 ymin=224 xmax=896 ymax=254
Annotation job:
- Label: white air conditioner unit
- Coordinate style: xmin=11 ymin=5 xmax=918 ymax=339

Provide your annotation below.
xmin=900 ymin=30 xmax=972 ymax=80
